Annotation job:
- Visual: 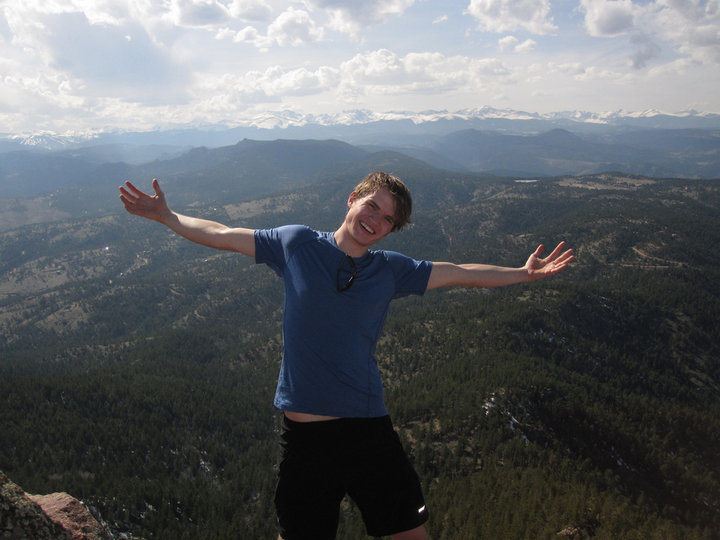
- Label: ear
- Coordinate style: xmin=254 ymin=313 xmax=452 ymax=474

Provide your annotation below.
xmin=347 ymin=191 xmax=358 ymax=208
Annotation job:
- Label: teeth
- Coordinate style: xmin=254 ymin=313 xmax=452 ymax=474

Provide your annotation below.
xmin=360 ymin=221 xmax=375 ymax=234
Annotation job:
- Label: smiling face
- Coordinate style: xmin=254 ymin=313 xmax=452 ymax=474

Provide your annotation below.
xmin=336 ymin=187 xmax=398 ymax=256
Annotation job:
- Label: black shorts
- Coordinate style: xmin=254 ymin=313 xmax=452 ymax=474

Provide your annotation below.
xmin=275 ymin=415 xmax=428 ymax=539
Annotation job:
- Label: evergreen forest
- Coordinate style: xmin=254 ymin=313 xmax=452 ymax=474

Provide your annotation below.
xmin=1 ymin=162 xmax=719 ymax=539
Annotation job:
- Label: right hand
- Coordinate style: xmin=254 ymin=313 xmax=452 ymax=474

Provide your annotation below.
xmin=119 ymin=178 xmax=170 ymax=223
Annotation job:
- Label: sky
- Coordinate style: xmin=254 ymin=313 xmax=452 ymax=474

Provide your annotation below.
xmin=1 ymin=0 xmax=719 ymax=136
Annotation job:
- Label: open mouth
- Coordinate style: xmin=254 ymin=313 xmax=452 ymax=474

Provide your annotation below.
xmin=360 ymin=220 xmax=375 ymax=235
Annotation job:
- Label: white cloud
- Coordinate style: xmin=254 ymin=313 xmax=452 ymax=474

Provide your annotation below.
xmin=1 ymin=4 xmax=189 ymax=105
xmin=267 ymin=8 xmax=324 ymax=47
xmin=221 ymin=24 xmax=262 ymax=45
xmin=339 ymin=49 xmax=512 ymax=95
xmin=217 ymin=7 xmax=324 ymax=49
xmin=2 ymin=0 xmax=132 ymax=27
xmin=653 ymin=0 xmax=720 ymax=63
xmin=1 ymin=0 xmax=719 ymax=134
xmin=497 ymin=35 xmax=535 ymax=53
xmin=228 ymin=0 xmax=273 ymax=22
xmin=646 ymin=56 xmax=696 ymax=77
xmin=167 ymin=0 xmax=230 ymax=28
xmin=465 ymin=0 xmax=557 ymax=34
xmin=546 ymin=62 xmax=587 ymax=76
xmin=579 ymin=0 xmax=636 ymax=37
xmin=578 ymin=1 xmax=719 ymax=70
xmin=307 ymin=0 xmax=417 ymax=36
xmin=658 ymin=0 xmax=718 ymax=21
xmin=44 ymin=14 xmax=175 ymax=82
xmin=498 ymin=35 xmax=519 ymax=51
xmin=266 ymin=65 xmax=340 ymax=95
xmin=341 ymin=49 xmax=409 ymax=84
xmin=573 ymin=64 xmax=621 ymax=81
xmin=514 ymin=38 xmax=536 ymax=53
xmin=629 ymin=32 xmax=662 ymax=68
xmin=578 ymin=1 xmax=720 ymax=67
xmin=198 ymin=64 xmax=340 ymax=107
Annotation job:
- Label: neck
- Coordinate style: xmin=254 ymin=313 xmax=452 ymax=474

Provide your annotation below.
xmin=333 ymin=226 xmax=367 ymax=258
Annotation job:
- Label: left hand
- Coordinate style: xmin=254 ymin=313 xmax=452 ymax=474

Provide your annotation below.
xmin=523 ymin=242 xmax=575 ymax=281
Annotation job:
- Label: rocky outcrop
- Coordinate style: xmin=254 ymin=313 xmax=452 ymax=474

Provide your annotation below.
xmin=1 ymin=470 xmax=111 ymax=539
xmin=28 ymin=492 xmax=112 ymax=540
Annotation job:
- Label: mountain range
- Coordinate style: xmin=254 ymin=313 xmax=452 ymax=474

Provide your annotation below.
xmin=3 ymin=106 xmax=720 ymax=150
xmin=1 ymin=118 xmax=719 ymax=210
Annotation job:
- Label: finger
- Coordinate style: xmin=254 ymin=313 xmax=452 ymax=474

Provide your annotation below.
xmin=123 ymin=181 xmax=146 ymax=197
xmin=532 ymin=244 xmax=544 ymax=258
xmin=548 ymin=254 xmax=575 ymax=274
xmin=118 ymin=187 xmax=138 ymax=204
xmin=543 ymin=241 xmax=566 ymax=262
xmin=152 ymin=178 xmax=163 ymax=197
xmin=555 ymin=249 xmax=574 ymax=264
xmin=119 ymin=195 xmax=137 ymax=213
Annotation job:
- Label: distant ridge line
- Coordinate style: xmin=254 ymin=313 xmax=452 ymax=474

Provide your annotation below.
xmin=3 ymin=107 xmax=720 ymax=150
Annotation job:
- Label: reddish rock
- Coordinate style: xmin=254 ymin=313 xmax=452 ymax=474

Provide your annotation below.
xmin=1 ymin=470 xmax=72 ymax=539
xmin=28 ymin=492 xmax=111 ymax=540
xmin=1 ymin=470 xmax=111 ymax=540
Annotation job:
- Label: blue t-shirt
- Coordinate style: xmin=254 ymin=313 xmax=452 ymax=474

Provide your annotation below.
xmin=255 ymin=225 xmax=432 ymax=418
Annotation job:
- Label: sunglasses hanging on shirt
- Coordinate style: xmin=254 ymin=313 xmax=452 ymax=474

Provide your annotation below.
xmin=336 ymin=254 xmax=357 ymax=292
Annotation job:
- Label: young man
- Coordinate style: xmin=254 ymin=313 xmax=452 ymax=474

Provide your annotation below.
xmin=119 ymin=172 xmax=574 ymax=540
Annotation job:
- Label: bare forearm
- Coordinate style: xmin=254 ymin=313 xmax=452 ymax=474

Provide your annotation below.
xmin=427 ymin=262 xmax=530 ymax=290
xmin=162 ymin=211 xmax=255 ymax=255
xmin=164 ymin=211 xmax=223 ymax=245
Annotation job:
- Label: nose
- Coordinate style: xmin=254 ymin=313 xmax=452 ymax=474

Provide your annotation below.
xmin=366 ymin=208 xmax=380 ymax=224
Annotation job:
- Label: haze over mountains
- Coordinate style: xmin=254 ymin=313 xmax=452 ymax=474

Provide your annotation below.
xmin=5 ymin=107 xmax=720 ymax=150
xmin=1 ymin=108 xmax=719 ymax=214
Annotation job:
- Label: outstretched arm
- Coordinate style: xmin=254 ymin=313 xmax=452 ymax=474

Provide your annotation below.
xmin=119 ymin=178 xmax=255 ymax=257
xmin=426 ymin=242 xmax=574 ymax=291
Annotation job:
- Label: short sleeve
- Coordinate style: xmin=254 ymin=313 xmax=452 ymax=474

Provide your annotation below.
xmin=383 ymin=250 xmax=433 ymax=297
xmin=254 ymin=225 xmax=317 ymax=277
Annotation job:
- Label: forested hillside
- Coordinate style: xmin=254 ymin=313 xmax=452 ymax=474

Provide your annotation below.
xmin=1 ymin=166 xmax=718 ymax=539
